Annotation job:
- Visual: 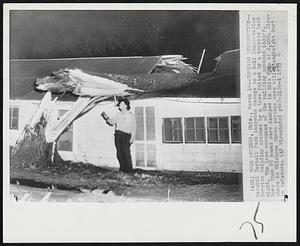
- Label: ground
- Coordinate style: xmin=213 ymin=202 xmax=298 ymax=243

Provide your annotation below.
xmin=10 ymin=161 xmax=243 ymax=202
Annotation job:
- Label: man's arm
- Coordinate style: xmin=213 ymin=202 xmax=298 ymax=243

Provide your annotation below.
xmin=101 ymin=111 xmax=117 ymax=126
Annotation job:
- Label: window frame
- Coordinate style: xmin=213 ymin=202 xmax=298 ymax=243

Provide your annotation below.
xmin=184 ymin=117 xmax=206 ymax=143
xmin=207 ymin=117 xmax=230 ymax=144
xmin=9 ymin=106 xmax=19 ymax=130
xmin=162 ymin=117 xmax=183 ymax=143
xmin=230 ymin=115 xmax=242 ymax=144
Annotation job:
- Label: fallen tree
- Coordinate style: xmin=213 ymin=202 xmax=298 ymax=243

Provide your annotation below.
xmin=11 ymin=68 xmax=201 ymax=169
xmin=11 ymin=92 xmax=109 ymax=169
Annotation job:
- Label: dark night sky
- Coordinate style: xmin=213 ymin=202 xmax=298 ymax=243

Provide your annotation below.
xmin=10 ymin=10 xmax=239 ymax=73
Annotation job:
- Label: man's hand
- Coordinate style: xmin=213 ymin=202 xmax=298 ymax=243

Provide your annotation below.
xmin=106 ymin=118 xmax=114 ymax=126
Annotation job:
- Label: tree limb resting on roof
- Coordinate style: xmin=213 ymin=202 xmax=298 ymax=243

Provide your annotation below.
xmin=11 ymin=67 xmax=200 ymax=169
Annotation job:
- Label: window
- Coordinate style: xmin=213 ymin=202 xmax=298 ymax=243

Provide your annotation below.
xmin=135 ymin=106 xmax=156 ymax=141
xmin=184 ymin=117 xmax=206 ymax=143
xmin=135 ymin=143 xmax=145 ymax=167
xmin=134 ymin=106 xmax=157 ymax=168
xmin=207 ymin=117 xmax=229 ymax=143
xmin=9 ymin=106 xmax=19 ymax=130
xmin=147 ymin=144 xmax=156 ymax=167
xmin=163 ymin=118 xmax=183 ymax=143
xmin=57 ymin=110 xmax=73 ymax=151
xmin=231 ymin=116 xmax=242 ymax=143
xmin=135 ymin=107 xmax=144 ymax=141
xmin=146 ymin=107 xmax=155 ymax=141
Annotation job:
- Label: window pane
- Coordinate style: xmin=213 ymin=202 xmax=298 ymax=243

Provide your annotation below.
xmin=231 ymin=117 xmax=240 ymax=128
xmin=195 ymin=129 xmax=205 ymax=142
xmin=232 ymin=121 xmax=240 ymax=128
xmin=12 ymin=108 xmax=19 ymax=117
xmin=185 ymin=118 xmax=194 ymax=128
xmin=146 ymin=107 xmax=155 ymax=141
xmin=232 ymin=129 xmax=241 ymax=142
xmin=219 ymin=117 xmax=228 ymax=128
xmin=12 ymin=118 xmax=18 ymax=129
xmin=186 ymin=129 xmax=195 ymax=142
xmin=173 ymin=119 xmax=182 ymax=142
xmin=163 ymin=118 xmax=182 ymax=143
xmin=173 ymin=118 xmax=182 ymax=129
xmin=174 ymin=129 xmax=182 ymax=142
xmin=231 ymin=116 xmax=241 ymax=143
xmin=208 ymin=129 xmax=218 ymax=142
xmin=209 ymin=118 xmax=217 ymax=128
xmin=135 ymin=107 xmax=144 ymax=141
xmin=147 ymin=144 xmax=156 ymax=167
xmin=163 ymin=118 xmax=173 ymax=142
xmin=57 ymin=131 xmax=73 ymax=151
xmin=135 ymin=143 xmax=145 ymax=167
xmin=196 ymin=117 xmax=204 ymax=128
xmin=9 ymin=107 xmax=19 ymax=130
xmin=219 ymin=130 xmax=229 ymax=142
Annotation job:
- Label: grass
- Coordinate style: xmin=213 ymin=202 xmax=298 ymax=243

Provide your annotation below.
xmin=10 ymin=160 xmax=243 ymax=202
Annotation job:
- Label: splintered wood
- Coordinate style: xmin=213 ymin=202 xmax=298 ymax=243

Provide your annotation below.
xmin=36 ymin=68 xmax=142 ymax=97
xmin=35 ymin=68 xmax=199 ymax=97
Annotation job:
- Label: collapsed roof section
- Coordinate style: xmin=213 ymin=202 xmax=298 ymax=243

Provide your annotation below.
xmin=10 ymin=55 xmax=195 ymax=100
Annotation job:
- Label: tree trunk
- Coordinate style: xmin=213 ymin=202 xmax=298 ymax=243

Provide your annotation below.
xmin=10 ymin=115 xmax=64 ymax=170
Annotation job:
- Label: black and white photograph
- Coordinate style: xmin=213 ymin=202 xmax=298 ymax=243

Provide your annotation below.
xmin=3 ymin=3 xmax=296 ymax=243
xmin=8 ymin=9 xmax=242 ymax=202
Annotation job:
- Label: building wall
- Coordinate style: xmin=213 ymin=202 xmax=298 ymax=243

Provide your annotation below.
xmin=133 ymin=98 xmax=242 ymax=173
xmin=61 ymin=101 xmax=120 ymax=168
xmin=9 ymin=97 xmax=242 ymax=173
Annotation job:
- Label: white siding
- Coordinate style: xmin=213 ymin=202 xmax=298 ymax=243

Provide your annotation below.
xmin=60 ymin=101 xmax=120 ymax=168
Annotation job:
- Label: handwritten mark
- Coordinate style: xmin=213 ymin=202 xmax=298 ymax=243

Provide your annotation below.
xmin=239 ymin=202 xmax=264 ymax=240
xmin=239 ymin=221 xmax=258 ymax=240
xmin=253 ymin=201 xmax=264 ymax=233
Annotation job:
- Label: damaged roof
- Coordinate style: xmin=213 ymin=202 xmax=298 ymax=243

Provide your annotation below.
xmin=10 ymin=55 xmax=194 ymax=100
xmin=135 ymin=49 xmax=240 ymax=99
xmin=9 ymin=50 xmax=239 ymax=101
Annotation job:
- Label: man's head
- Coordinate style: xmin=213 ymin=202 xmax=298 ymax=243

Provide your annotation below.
xmin=117 ymin=98 xmax=131 ymax=111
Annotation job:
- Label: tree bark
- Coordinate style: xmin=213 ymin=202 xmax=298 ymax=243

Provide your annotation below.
xmin=10 ymin=115 xmax=64 ymax=169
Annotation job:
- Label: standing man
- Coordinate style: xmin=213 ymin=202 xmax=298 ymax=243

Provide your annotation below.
xmin=101 ymin=98 xmax=136 ymax=173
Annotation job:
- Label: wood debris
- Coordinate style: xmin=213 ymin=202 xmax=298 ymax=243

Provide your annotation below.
xmin=35 ymin=68 xmax=199 ymax=97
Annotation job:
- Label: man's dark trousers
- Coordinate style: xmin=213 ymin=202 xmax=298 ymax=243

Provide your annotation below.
xmin=114 ymin=130 xmax=133 ymax=172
